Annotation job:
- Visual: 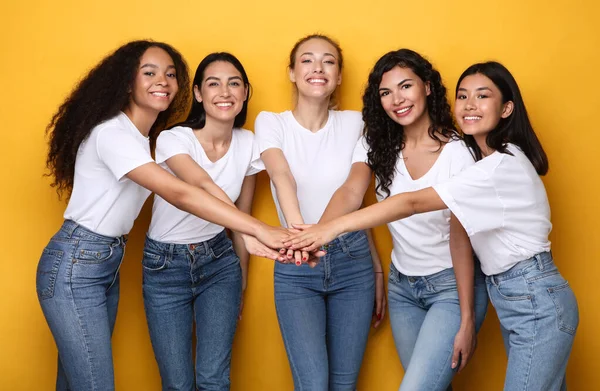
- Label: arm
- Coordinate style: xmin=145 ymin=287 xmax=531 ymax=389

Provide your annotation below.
xmin=449 ymin=214 xmax=477 ymax=371
xmin=287 ymin=187 xmax=447 ymax=251
xmin=318 ymin=162 xmax=372 ymax=223
xmin=232 ymin=175 xmax=257 ymax=292
xmin=366 ymin=228 xmax=386 ymax=328
xmin=126 ymin=162 xmax=288 ymax=251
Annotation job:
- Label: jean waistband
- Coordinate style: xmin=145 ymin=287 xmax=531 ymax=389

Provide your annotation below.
xmin=321 ymin=230 xmax=367 ymax=252
xmin=488 ymin=251 xmax=554 ymax=284
xmin=60 ymin=220 xmax=128 ymax=246
xmin=145 ymin=230 xmax=229 ymax=256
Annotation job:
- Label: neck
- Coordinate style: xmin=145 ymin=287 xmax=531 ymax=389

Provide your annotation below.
xmin=195 ymin=116 xmax=234 ymax=145
xmin=123 ymin=105 xmax=159 ymax=137
xmin=474 ymin=134 xmax=495 ymax=157
xmin=292 ymin=96 xmax=330 ymax=132
xmin=403 ymin=112 xmax=433 ymax=147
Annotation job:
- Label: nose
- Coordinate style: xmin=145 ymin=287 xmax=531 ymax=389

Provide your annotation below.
xmin=313 ymin=62 xmax=323 ymax=73
xmin=155 ymin=72 xmax=168 ymax=86
xmin=220 ymin=84 xmax=231 ymax=97
xmin=465 ymin=97 xmax=476 ymax=110
xmin=393 ymin=91 xmax=404 ymax=106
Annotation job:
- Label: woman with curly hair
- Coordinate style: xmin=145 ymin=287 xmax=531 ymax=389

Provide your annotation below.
xmin=36 ymin=41 xmax=288 ymax=391
xmin=142 ymin=52 xmax=269 ymax=390
xmin=294 ymin=49 xmax=488 ymax=390
xmin=254 ymin=34 xmax=384 ymax=390
xmin=287 ymin=61 xmax=579 ymax=391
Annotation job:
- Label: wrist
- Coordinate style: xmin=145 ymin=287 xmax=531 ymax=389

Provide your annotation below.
xmin=460 ymin=312 xmax=476 ymax=327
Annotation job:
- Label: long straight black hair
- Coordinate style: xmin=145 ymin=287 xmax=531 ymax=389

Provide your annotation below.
xmin=175 ymin=52 xmax=251 ymax=130
xmin=457 ymin=61 xmax=549 ymax=175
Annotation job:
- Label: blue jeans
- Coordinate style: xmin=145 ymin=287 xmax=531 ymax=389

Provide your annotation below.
xmin=487 ymin=251 xmax=578 ymax=391
xmin=388 ymin=262 xmax=488 ymax=391
xmin=274 ymin=230 xmax=375 ymax=391
xmin=36 ymin=220 xmax=126 ymax=391
xmin=142 ymin=230 xmax=242 ymax=391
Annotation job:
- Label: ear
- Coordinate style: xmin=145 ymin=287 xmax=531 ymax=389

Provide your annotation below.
xmin=425 ymin=81 xmax=431 ymax=96
xmin=337 ymin=72 xmax=342 ymax=86
xmin=193 ymin=85 xmax=202 ymax=103
xmin=289 ymin=67 xmax=296 ymax=83
xmin=501 ymin=100 xmax=514 ymax=118
xmin=244 ymin=85 xmax=249 ymax=101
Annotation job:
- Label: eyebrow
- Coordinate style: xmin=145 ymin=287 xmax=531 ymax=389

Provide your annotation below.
xmin=379 ymin=78 xmax=413 ymax=91
xmin=204 ymin=76 xmax=243 ymax=82
xmin=300 ymin=52 xmax=337 ymax=58
xmin=457 ymin=86 xmax=493 ymax=92
xmin=140 ymin=63 xmax=176 ymax=70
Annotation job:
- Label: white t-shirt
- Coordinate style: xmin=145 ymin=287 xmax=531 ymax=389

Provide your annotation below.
xmin=433 ymin=143 xmax=552 ymax=276
xmin=255 ymin=110 xmax=364 ymax=226
xmin=148 ymin=126 xmax=261 ymax=244
xmin=353 ymin=137 xmax=475 ymax=276
xmin=64 ymin=112 xmax=154 ymax=237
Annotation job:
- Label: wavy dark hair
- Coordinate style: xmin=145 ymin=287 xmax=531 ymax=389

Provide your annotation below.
xmin=46 ymin=40 xmax=190 ymax=199
xmin=363 ymin=49 xmax=458 ymax=197
xmin=174 ymin=52 xmax=251 ymax=130
xmin=288 ymin=34 xmax=343 ymax=108
xmin=457 ymin=61 xmax=548 ymax=175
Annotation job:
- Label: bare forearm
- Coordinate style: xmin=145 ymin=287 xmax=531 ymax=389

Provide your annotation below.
xmin=366 ymin=229 xmax=383 ymax=272
xmin=232 ymin=233 xmax=249 ymax=290
xmin=271 ymin=172 xmax=304 ymax=225
xmin=319 ymin=188 xmax=364 ymax=223
xmin=450 ymin=215 xmax=475 ymax=323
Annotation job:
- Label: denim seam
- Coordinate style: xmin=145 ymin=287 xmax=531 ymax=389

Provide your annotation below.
xmin=107 ymin=247 xmax=125 ymax=291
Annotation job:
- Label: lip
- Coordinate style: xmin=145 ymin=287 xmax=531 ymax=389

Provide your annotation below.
xmin=462 ymin=115 xmax=482 ymax=124
xmin=150 ymin=91 xmax=170 ymax=99
xmin=214 ymin=102 xmax=234 ymax=110
xmin=394 ymin=105 xmax=413 ymax=117
xmin=306 ymin=77 xmax=328 ymax=85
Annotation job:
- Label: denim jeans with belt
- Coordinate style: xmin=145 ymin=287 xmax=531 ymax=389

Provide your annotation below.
xmin=36 ymin=220 xmax=127 ymax=391
xmin=388 ymin=262 xmax=488 ymax=391
xmin=487 ymin=251 xmax=578 ymax=391
xmin=274 ymin=230 xmax=375 ymax=391
xmin=142 ymin=230 xmax=242 ymax=391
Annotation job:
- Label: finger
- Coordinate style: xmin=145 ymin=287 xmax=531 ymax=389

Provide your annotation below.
xmin=279 ymin=248 xmax=286 ymax=254
xmin=311 ymin=249 xmax=327 ymax=258
xmin=301 ymin=250 xmax=309 ymax=264
xmin=291 ymin=223 xmax=312 ymax=230
xmin=264 ymin=248 xmax=284 ymax=261
xmin=294 ymin=250 xmax=302 ymax=266
xmin=286 ymin=248 xmax=294 ymax=260
xmin=451 ymin=346 xmax=461 ymax=370
xmin=308 ymin=260 xmax=318 ymax=268
xmin=459 ymin=351 xmax=469 ymax=372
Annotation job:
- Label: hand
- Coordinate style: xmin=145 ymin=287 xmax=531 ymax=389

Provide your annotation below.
xmin=284 ymin=222 xmax=341 ymax=252
xmin=255 ymin=224 xmax=290 ymax=251
xmin=372 ymin=272 xmax=386 ymax=328
xmin=451 ymin=320 xmax=477 ymax=372
xmin=241 ymin=234 xmax=285 ymax=262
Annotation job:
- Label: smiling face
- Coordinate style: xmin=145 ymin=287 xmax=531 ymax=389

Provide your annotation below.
xmin=194 ymin=61 xmax=248 ymax=125
xmin=128 ymin=46 xmax=179 ymax=115
xmin=378 ymin=65 xmax=430 ymax=128
xmin=454 ymin=73 xmax=513 ymax=142
xmin=289 ymin=38 xmax=342 ymax=101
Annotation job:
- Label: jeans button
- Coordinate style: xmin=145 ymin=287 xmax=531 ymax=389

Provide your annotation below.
xmin=408 ymin=277 xmax=416 ymax=283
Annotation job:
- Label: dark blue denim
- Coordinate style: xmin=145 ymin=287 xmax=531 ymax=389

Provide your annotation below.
xmin=142 ymin=230 xmax=242 ymax=391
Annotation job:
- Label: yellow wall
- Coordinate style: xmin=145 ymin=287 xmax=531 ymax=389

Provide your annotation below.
xmin=2 ymin=0 xmax=599 ymax=389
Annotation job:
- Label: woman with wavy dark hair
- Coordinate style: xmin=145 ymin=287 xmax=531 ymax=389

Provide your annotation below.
xmin=287 ymin=61 xmax=579 ymax=391
xmin=142 ymin=52 xmax=270 ymax=390
xmin=37 ymin=41 xmax=289 ymax=391
xmin=255 ymin=34 xmax=384 ymax=390
xmin=299 ymin=48 xmax=488 ymax=390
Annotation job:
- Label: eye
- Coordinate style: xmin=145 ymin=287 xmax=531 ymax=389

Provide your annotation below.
xmin=301 ymin=59 xmax=312 ymax=63
xmin=456 ymin=94 xmax=466 ymax=100
xmin=208 ymin=82 xmax=219 ymax=87
xmin=477 ymin=94 xmax=488 ymax=99
xmin=230 ymin=81 xmax=241 ymax=87
xmin=401 ymin=84 xmax=412 ymax=89
xmin=167 ymin=73 xmax=177 ymax=78
xmin=379 ymin=91 xmax=390 ymax=97
xmin=325 ymin=60 xmax=336 ymax=65
xmin=144 ymin=72 xmax=155 ymax=76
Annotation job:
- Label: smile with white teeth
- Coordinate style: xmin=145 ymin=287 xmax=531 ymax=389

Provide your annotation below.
xmin=215 ymin=102 xmax=233 ymax=107
xmin=464 ymin=116 xmax=482 ymax=120
xmin=308 ymin=78 xmax=327 ymax=84
xmin=151 ymin=92 xmax=168 ymax=97
xmin=395 ymin=106 xmax=412 ymax=114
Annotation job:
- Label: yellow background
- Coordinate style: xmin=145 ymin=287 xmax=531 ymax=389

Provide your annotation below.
xmin=2 ymin=0 xmax=599 ymax=389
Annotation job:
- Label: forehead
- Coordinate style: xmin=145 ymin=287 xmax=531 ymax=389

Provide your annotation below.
xmin=380 ymin=66 xmax=420 ymax=86
xmin=296 ymin=38 xmax=339 ymax=57
xmin=459 ymin=73 xmax=496 ymax=90
xmin=203 ymin=61 xmax=242 ymax=78
xmin=139 ymin=46 xmax=174 ymax=65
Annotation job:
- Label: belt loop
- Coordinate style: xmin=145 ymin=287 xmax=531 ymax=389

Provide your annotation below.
xmin=203 ymin=240 xmax=210 ymax=256
xmin=491 ymin=275 xmax=498 ymax=286
xmin=63 ymin=220 xmax=79 ymax=238
xmin=535 ymin=253 xmax=544 ymax=271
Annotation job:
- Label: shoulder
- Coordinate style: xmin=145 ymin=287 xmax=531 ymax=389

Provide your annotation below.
xmin=255 ymin=110 xmax=288 ymax=124
xmin=156 ymin=126 xmax=193 ymax=145
xmin=233 ymin=127 xmax=255 ymax=142
xmin=333 ymin=110 xmax=363 ymax=125
xmin=94 ymin=113 xmax=136 ymax=141
xmin=445 ymin=138 xmax=475 ymax=159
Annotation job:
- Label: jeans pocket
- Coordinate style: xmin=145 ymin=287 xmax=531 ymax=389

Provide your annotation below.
xmin=142 ymin=251 xmax=167 ymax=271
xmin=548 ymin=282 xmax=579 ymax=335
xmin=345 ymin=236 xmax=371 ymax=260
xmin=36 ymin=248 xmax=64 ymax=300
xmin=494 ymin=276 xmax=532 ymax=301
xmin=74 ymin=241 xmax=115 ymax=264
xmin=431 ymin=275 xmax=458 ymax=293
xmin=211 ymin=244 xmax=234 ymax=259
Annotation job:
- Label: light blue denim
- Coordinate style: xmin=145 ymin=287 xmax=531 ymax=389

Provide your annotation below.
xmin=487 ymin=251 xmax=578 ymax=391
xmin=142 ymin=230 xmax=242 ymax=391
xmin=36 ymin=220 xmax=126 ymax=391
xmin=388 ymin=262 xmax=488 ymax=391
xmin=274 ymin=230 xmax=375 ymax=391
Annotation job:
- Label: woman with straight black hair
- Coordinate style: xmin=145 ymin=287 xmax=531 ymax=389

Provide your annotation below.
xmin=37 ymin=42 xmax=288 ymax=391
xmin=142 ymin=52 xmax=272 ymax=390
xmin=287 ymin=61 xmax=579 ymax=391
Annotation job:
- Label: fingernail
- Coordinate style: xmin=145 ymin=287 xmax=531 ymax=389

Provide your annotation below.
xmin=279 ymin=249 xmax=285 ymax=253
xmin=377 ymin=314 xmax=382 ymax=320
xmin=452 ymin=362 xmax=456 ymax=368
xmin=302 ymin=257 xmax=307 ymax=261
xmin=295 ymin=260 xmax=301 ymax=266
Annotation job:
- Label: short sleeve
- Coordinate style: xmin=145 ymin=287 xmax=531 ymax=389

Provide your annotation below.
xmin=447 ymin=140 xmax=476 ymax=177
xmin=246 ymin=132 xmax=264 ymax=176
xmin=155 ymin=129 xmax=192 ymax=164
xmin=433 ymin=164 xmax=504 ymax=236
xmin=254 ymin=111 xmax=283 ymax=153
xmin=96 ymin=126 xmax=153 ymax=181
xmin=352 ymin=136 xmax=369 ymax=164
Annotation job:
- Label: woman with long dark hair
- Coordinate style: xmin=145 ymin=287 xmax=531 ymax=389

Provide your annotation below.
xmin=255 ymin=34 xmax=384 ymax=390
xmin=37 ymin=41 xmax=288 ymax=390
xmin=142 ymin=52 xmax=267 ymax=390
xmin=287 ymin=61 xmax=579 ymax=391
xmin=311 ymin=48 xmax=488 ymax=390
